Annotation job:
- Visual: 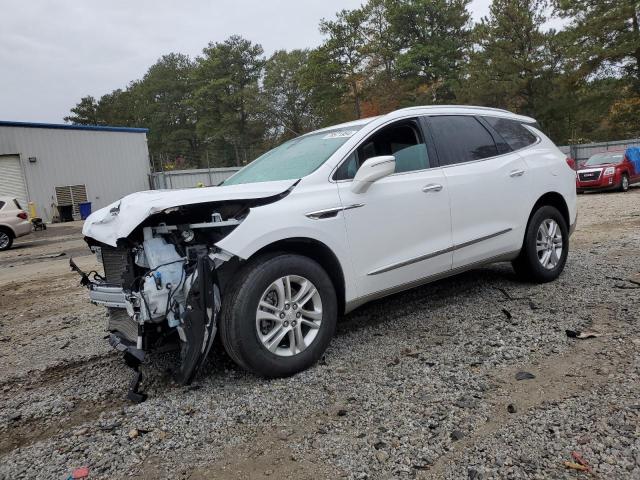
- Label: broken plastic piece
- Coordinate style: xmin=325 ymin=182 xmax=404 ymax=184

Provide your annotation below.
xmin=566 ymin=330 xmax=601 ymax=339
xmin=109 ymin=334 xmax=147 ymax=403
xmin=515 ymin=371 xmax=536 ymax=380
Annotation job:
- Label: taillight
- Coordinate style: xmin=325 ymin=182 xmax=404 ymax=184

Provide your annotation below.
xmin=17 ymin=212 xmax=28 ymax=220
xmin=566 ymin=157 xmax=576 ymax=170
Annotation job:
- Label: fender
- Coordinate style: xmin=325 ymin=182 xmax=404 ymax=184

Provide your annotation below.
xmin=215 ymin=190 xmax=358 ymax=303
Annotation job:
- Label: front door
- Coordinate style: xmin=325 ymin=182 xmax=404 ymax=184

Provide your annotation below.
xmin=335 ymin=118 xmax=453 ymax=299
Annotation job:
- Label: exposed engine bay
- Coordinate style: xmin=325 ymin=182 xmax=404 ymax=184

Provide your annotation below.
xmin=71 ymin=188 xmax=293 ymax=402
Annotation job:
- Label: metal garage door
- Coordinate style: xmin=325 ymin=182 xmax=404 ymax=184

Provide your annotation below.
xmin=0 ymin=155 xmax=28 ymax=207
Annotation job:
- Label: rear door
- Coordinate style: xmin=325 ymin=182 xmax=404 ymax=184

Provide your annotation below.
xmin=426 ymin=115 xmax=531 ymax=269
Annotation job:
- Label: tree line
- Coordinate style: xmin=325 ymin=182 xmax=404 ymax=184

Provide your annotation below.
xmin=66 ymin=0 xmax=640 ymax=169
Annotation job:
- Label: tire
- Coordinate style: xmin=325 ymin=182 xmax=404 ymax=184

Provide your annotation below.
xmin=0 ymin=228 xmax=13 ymax=251
xmin=219 ymin=253 xmax=337 ymax=377
xmin=512 ymin=205 xmax=568 ymax=283
xmin=620 ymin=174 xmax=629 ymax=192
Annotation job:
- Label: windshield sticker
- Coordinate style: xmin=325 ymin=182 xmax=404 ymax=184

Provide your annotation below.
xmin=322 ymin=130 xmax=358 ymax=139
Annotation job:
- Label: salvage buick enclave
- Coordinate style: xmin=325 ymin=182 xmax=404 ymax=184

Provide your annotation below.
xmin=75 ymin=106 xmax=577 ymax=400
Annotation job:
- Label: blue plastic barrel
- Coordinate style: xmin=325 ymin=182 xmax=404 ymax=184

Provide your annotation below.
xmin=79 ymin=202 xmax=92 ymax=220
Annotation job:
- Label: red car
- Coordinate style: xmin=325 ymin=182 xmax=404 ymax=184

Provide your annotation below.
xmin=576 ymin=150 xmax=640 ymax=193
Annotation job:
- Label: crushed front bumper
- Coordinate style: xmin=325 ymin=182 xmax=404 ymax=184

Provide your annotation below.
xmin=70 ymin=254 xmax=221 ymax=402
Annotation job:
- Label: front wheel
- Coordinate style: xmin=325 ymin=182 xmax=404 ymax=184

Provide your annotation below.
xmin=512 ymin=206 xmax=569 ymax=283
xmin=220 ymin=253 xmax=337 ymax=377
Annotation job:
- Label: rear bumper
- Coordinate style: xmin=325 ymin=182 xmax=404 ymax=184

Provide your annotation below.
xmin=13 ymin=220 xmax=31 ymax=237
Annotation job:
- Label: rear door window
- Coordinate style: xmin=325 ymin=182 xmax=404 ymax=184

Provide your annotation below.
xmin=484 ymin=117 xmax=538 ymax=151
xmin=428 ymin=116 xmax=498 ymax=166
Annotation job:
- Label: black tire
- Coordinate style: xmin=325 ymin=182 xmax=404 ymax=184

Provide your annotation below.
xmin=620 ymin=173 xmax=629 ymax=192
xmin=0 ymin=228 xmax=13 ymax=251
xmin=219 ymin=253 xmax=337 ymax=377
xmin=512 ymin=205 xmax=569 ymax=283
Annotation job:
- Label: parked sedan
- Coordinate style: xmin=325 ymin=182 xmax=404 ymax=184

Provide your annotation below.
xmin=75 ymin=105 xmax=577 ymax=401
xmin=0 ymin=197 xmax=31 ymax=251
xmin=576 ymin=151 xmax=640 ymax=193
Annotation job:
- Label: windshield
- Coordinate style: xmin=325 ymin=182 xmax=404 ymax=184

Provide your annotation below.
xmin=585 ymin=152 xmax=624 ymax=166
xmin=222 ymin=127 xmax=364 ymax=185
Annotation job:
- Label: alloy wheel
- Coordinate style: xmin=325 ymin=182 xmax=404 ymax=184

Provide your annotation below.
xmin=0 ymin=232 xmax=10 ymax=250
xmin=256 ymin=275 xmax=323 ymax=357
xmin=622 ymin=175 xmax=629 ymax=191
xmin=536 ymin=219 xmax=563 ymax=270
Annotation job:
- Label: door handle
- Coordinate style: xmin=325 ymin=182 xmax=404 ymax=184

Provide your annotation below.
xmin=510 ymin=169 xmax=525 ymax=177
xmin=422 ymin=183 xmax=443 ymax=193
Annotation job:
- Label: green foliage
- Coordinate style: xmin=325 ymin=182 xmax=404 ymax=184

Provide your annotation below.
xmin=65 ymin=0 xmax=640 ymax=166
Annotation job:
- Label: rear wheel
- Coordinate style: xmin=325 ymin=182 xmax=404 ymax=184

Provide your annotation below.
xmin=0 ymin=228 xmax=13 ymax=251
xmin=513 ymin=206 xmax=568 ymax=283
xmin=620 ymin=174 xmax=629 ymax=192
xmin=220 ymin=253 xmax=337 ymax=377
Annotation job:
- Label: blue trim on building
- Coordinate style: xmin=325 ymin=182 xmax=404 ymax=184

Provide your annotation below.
xmin=0 ymin=120 xmax=149 ymax=134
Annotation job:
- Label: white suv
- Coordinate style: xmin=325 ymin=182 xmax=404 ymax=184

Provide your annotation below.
xmin=78 ymin=106 xmax=576 ymax=398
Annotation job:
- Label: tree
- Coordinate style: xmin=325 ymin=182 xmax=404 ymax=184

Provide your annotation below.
xmin=64 ymin=96 xmax=100 ymax=125
xmin=192 ymin=35 xmax=265 ymax=166
xmin=555 ymin=0 xmax=640 ymax=93
xmin=459 ymin=0 xmax=556 ymax=115
xmin=389 ymin=0 xmax=472 ymax=103
xmin=135 ymin=53 xmax=198 ymax=161
xmin=261 ymin=49 xmax=319 ymax=142
xmin=319 ymin=8 xmax=369 ymax=118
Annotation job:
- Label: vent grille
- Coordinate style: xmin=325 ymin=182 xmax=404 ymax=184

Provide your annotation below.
xmin=55 ymin=184 xmax=88 ymax=218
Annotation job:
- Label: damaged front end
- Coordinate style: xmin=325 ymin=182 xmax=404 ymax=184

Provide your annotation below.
xmin=70 ymin=182 xmax=295 ymax=402
xmin=73 ymin=211 xmax=237 ymax=402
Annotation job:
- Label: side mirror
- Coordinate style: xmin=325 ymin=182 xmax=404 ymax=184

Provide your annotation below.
xmin=350 ymin=155 xmax=395 ymax=194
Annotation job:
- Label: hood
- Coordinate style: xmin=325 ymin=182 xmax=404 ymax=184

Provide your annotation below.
xmin=578 ymin=163 xmax=617 ymax=172
xmin=83 ymin=180 xmax=297 ymax=247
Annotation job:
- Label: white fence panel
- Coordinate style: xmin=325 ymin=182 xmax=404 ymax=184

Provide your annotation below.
xmin=150 ymin=168 xmax=240 ymax=190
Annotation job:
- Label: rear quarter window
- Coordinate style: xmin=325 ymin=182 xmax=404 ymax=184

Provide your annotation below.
xmin=0 ymin=201 xmax=5 ymax=210
xmin=484 ymin=117 xmax=538 ymax=151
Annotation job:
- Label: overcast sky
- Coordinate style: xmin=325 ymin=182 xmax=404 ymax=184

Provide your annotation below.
xmin=1 ymin=0 xmax=494 ymax=123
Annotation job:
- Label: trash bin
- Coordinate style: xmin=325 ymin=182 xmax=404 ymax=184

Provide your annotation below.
xmin=79 ymin=202 xmax=92 ymax=220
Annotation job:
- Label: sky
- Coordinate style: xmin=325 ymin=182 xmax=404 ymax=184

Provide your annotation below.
xmin=0 ymin=0 xmax=494 ymax=123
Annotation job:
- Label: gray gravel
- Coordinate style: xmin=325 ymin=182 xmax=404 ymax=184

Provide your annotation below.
xmin=1 ymin=189 xmax=639 ymax=479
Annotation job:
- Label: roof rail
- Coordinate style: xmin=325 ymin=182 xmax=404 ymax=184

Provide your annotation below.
xmin=391 ymin=105 xmax=513 ymax=115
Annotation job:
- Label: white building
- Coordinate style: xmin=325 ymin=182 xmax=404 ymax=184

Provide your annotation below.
xmin=0 ymin=121 xmax=150 ymax=222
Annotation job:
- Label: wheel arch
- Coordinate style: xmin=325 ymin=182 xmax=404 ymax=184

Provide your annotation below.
xmin=0 ymin=224 xmax=15 ymax=238
xmin=528 ymin=192 xmax=570 ymax=230
xmin=245 ymin=237 xmax=346 ymax=315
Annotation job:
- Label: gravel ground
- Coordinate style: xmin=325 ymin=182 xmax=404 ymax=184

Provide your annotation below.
xmin=0 ymin=189 xmax=638 ymax=479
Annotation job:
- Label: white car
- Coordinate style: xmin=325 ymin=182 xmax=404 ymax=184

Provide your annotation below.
xmin=77 ymin=105 xmax=577 ymax=399
xmin=0 ymin=197 xmax=31 ymax=251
